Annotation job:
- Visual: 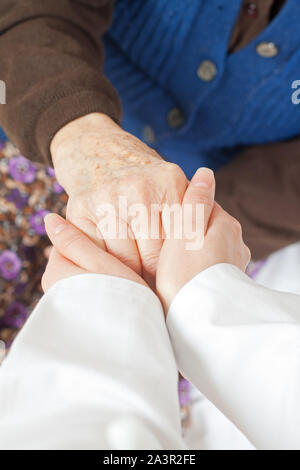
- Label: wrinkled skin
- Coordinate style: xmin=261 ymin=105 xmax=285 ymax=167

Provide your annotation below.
xmin=51 ymin=113 xmax=188 ymax=287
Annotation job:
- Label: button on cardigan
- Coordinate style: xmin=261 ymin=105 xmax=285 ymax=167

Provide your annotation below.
xmin=104 ymin=0 xmax=300 ymax=178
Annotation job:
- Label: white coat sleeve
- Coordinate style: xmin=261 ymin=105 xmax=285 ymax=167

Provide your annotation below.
xmin=167 ymin=263 xmax=300 ymax=450
xmin=0 ymin=274 xmax=184 ymax=450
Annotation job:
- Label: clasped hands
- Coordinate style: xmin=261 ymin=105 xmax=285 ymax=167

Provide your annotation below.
xmin=42 ymin=168 xmax=250 ymax=315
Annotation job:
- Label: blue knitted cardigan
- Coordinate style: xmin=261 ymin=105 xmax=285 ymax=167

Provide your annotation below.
xmin=104 ymin=0 xmax=300 ymax=177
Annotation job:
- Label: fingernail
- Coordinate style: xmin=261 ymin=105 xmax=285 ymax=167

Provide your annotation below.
xmin=44 ymin=213 xmax=67 ymax=235
xmin=191 ymin=168 xmax=214 ymax=188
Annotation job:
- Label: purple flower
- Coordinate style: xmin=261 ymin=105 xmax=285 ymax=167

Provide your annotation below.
xmin=9 ymin=155 xmax=36 ymax=183
xmin=6 ymin=188 xmax=28 ymax=209
xmin=30 ymin=209 xmax=50 ymax=235
xmin=178 ymin=378 xmax=191 ymax=407
xmin=47 ymin=167 xmax=56 ymax=178
xmin=3 ymin=302 xmax=27 ymax=329
xmin=52 ymin=182 xmax=64 ymax=194
xmin=0 ymin=250 xmax=22 ymax=280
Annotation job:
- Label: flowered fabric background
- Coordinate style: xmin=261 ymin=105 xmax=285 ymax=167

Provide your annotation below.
xmin=0 ymin=135 xmax=67 ymax=349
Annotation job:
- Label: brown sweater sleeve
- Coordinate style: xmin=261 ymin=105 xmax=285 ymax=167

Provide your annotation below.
xmin=0 ymin=0 xmax=122 ymax=163
xmin=215 ymin=138 xmax=300 ymax=260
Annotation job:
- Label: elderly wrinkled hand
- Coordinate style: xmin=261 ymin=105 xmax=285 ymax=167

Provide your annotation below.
xmin=51 ymin=113 xmax=188 ymax=288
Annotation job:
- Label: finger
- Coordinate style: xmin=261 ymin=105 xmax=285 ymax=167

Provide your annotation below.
xmin=45 ymin=213 xmax=148 ymax=287
xmin=42 ymin=248 xmax=86 ymax=292
xmin=67 ymin=213 xmax=107 ymax=251
xmin=44 ymin=213 xmax=109 ymax=272
xmin=100 ymin=218 xmax=142 ymax=276
xmin=133 ymin=218 xmax=163 ymax=288
xmin=129 ymin=205 xmax=164 ymax=288
xmin=136 ymin=238 xmax=163 ymax=289
xmin=183 ymin=168 xmax=215 ymax=234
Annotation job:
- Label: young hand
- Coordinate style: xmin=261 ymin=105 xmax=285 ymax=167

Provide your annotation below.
xmin=42 ymin=213 xmax=148 ymax=292
xmin=156 ymin=168 xmax=251 ymax=313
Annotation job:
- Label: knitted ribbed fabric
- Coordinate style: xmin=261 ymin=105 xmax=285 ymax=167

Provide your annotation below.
xmin=104 ymin=0 xmax=300 ymax=178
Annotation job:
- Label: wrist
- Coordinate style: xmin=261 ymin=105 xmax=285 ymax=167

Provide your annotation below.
xmin=51 ymin=113 xmax=120 ymax=155
xmin=50 ymin=113 xmax=122 ymax=193
xmin=51 ymin=113 xmax=163 ymax=194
